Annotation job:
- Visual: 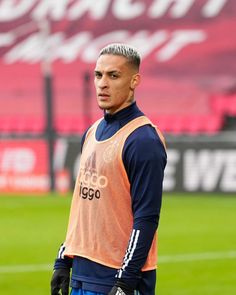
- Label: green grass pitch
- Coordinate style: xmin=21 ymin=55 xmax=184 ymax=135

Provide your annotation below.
xmin=0 ymin=192 xmax=236 ymax=295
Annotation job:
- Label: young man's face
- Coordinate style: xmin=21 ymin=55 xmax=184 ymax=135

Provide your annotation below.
xmin=94 ymin=54 xmax=140 ymax=114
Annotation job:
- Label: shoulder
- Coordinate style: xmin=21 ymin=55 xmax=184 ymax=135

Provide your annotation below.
xmin=128 ymin=124 xmax=165 ymax=149
xmin=81 ymin=118 xmax=104 ymax=150
xmin=123 ymin=124 xmax=167 ymax=164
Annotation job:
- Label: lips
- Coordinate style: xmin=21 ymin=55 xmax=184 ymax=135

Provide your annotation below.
xmin=98 ymin=93 xmax=110 ymax=100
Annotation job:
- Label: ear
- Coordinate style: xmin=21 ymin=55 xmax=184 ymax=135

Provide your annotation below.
xmin=131 ymin=73 xmax=141 ymax=90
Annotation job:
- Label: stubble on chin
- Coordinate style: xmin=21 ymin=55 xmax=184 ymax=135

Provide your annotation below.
xmin=97 ymin=101 xmax=110 ymax=112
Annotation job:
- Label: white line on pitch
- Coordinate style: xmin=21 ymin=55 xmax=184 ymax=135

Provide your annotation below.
xmin=158 ymin=250 xmax=236 ymax=263
xmin=0 ymin=251 xmax=236 ymax=274
xmin=0 ymin=264 xmax=52 ymax=274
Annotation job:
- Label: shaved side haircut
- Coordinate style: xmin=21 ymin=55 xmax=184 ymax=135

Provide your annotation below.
xmin=99 ymin=43 xmax=141 ymax=71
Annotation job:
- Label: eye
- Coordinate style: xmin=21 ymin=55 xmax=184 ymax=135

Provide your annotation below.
xmin=95 ymin=72 xmax=102 ymax=79
xmin=110 ymin=73 xmax=118 ymax=79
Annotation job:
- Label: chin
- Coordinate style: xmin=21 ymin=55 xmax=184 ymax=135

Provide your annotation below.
xmin=98 ymin=102 xmax=110 ymax=111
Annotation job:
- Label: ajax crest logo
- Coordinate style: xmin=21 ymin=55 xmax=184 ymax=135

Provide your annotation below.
xmin=103 ymin=140 xmax=119 ymax=163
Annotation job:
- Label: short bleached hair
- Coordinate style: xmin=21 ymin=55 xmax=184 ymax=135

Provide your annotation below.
xmin=99 ymin=43 xmax=141 ymax=70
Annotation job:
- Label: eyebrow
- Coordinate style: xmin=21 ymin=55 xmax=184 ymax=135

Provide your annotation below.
xmin=94 ymin=70 xmax=121 ymax=75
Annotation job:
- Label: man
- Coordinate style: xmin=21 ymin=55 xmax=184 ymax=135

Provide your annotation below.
xmin=51 ymin=43 xmax=167 ymax=295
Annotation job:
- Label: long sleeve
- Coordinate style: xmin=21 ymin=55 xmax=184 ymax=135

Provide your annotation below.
xmin=117 ymin=125 xmax=167 ymax=288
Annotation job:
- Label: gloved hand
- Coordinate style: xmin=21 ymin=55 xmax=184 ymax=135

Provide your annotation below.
xmin=108 ymin=280 xmax=134 ymax=295
xmin=51 ymin=268 xmax=70 ymax=295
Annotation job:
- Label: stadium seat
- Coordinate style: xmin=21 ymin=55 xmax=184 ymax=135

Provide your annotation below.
xmin=55 ymin=117 xmax=85 ymax=134
xmin=186 ymin=115 xmax=223 ymax=134
xmin=151 ymin=114 xmax=223 ymax=135
xmin=211 ymin=95 xmax=236 ymax=116
xmin=0 ymin=116 xmax=45 ymax=134
xmin=227 ymin=96 xmax=236 ymax=115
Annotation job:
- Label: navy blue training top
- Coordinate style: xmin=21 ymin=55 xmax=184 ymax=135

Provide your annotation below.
xmin=55 ymin=102 xmax=167 ymax=294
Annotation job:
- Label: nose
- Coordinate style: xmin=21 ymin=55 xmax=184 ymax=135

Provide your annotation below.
xmin=97 ymin=76 xmax=109 ymax=89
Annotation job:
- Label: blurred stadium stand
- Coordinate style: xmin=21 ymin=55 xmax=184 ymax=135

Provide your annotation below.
xmin=0 ymin=0 xmax=236 ymax=193
xmin=1 ymin=0 xmax=236 ymax=137
xmin=0 ymin=81 xmax=234 ymax=135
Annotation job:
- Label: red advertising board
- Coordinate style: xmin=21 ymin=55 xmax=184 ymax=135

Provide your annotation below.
xmin=0 ymin=140 xmax=49 ymax=193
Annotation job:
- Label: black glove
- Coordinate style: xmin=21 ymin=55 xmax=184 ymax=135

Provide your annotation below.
xmin=51 ymin=268 xmax=70 ymax=295
xmin=108 ymin=280 xmax=134 ymax=295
